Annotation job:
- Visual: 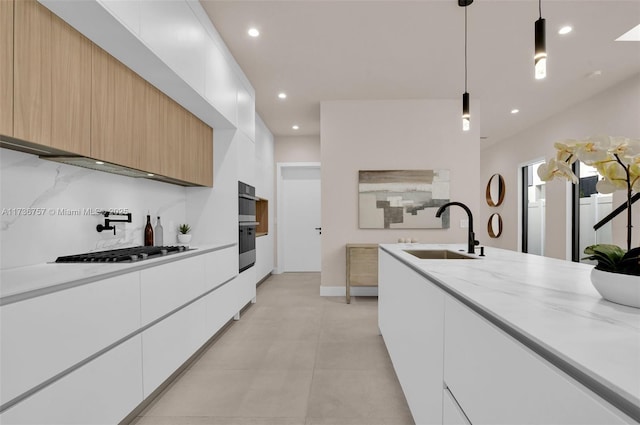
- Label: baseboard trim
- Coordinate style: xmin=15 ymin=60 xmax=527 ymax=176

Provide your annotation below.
xmin=320 ymin=286 xmax=379 ymax=297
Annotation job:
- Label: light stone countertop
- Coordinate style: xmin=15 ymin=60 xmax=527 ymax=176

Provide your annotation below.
xmin=0 ymin=242 xmax=236 ymax=305
xmin=380 ymin=243 xmax=640 ymax=421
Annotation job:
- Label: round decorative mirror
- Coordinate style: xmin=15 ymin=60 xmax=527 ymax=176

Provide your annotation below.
xmin=487 ymin=213 xmax=503 ymax=238
xmin=486 ymin=173 xmax=505 ymax=207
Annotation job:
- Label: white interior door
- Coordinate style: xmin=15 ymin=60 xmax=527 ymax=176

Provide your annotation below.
xmin=281 ymin=166 xmax=321 ymax=272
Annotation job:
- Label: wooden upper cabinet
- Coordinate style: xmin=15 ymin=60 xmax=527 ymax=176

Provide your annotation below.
xmin=13 ymin=0 xmax=90 ymax=155
xmin=50 ymin=12 xmax=91 ymax=156
xmin=0 ymin=0 xmax=14 ymax=137
xmin=10 ymin=0 xmax=212 ymax=186
xmin=13 ymin=0 xmax=52 ymax=145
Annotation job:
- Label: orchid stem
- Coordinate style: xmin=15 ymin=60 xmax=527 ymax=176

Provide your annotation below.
xmin=614 ymin=154 xmax=632 ymax=252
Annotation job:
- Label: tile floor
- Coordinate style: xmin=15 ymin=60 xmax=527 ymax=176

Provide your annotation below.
xmin=130 ymin=272 xmax=414 ymax=425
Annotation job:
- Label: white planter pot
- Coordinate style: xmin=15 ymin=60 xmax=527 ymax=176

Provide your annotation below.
xmin=177 ymin=234 xmax=192 ymax=244
xmin=590 ymin=268 xmax=640 ymax=309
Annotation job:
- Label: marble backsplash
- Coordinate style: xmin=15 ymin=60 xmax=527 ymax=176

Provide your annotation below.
xmin=0 ymin=148 xmax=187 ymax=269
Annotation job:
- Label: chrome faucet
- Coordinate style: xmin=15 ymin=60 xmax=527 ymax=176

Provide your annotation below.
xmin=435 ymin=201 xmax=479 ymax=254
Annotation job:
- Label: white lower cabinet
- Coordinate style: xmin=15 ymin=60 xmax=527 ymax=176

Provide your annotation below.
xmin=378 ymin=250 xmax=445 ymax=425
xmin=0 ymin=273 xmax=141 ymax=406
xmin=140 ymin=255 xmax=206 ymax=326
xmin=203 ymin=246 xmax=237 ymax=291
xmin=443 ymin=297 xmax=631 ymax=425
xmin=0 ymin=335 xmax=143 ymax=425
xmin=141 ymin=296 xmax=207 ymax=397
xmin=443 ymin=387 xmax=471 ymax=425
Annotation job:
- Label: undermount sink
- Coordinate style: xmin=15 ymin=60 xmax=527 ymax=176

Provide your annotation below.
xmin=403 ymin=249 xmax=476 ymax=260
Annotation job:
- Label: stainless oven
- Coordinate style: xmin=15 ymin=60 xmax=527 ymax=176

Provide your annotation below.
xmin=238 ymin=181 xmax=258 ymax=272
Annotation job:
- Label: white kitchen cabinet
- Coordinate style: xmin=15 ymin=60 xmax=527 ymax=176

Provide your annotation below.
xmin=0 ymin=335 xmax=143 ymax=425
xmin=237 ymin=130 xmax=256 ymax=187
xmin=443 ymin=388 xmax=471 ymax=425
xmin=140 ymin=255 xmax=205 ymax=326
xmin=138 ymin=0 xmax=206 ymax=95
xmin=141 ymin=297 xmax=207 ymax=397
xmin=203 ymin=278 xmax=238 ymax=336
xmin=204 ymin=37 xmax=238 ymax=125
xmin=0 ymin=272 xmax=140 ymax=406
xmin=378 ymin=250 xmax=445 ymax=425
xmin=98 ymin=0 xmax=141 ymax=34
xmin=203 ymin=247 xmax=238 ymax=291
xmin=443 ymin=297 xmax=632 ymax=424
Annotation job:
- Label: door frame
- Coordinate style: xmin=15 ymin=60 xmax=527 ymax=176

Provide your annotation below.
xmin=276 ymin=162 xmax=321 ymax=274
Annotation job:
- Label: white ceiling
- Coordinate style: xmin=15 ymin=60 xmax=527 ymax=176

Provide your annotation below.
xmin=199 ymin=0 xmax=640 ymax=147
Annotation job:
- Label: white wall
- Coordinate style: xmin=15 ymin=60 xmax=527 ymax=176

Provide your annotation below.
xmin=0 ymin=149 xmax=186 ymax=269
xmin=480 ymin=74 xmax=640 ymax=259
xmin=320 ymin=99 xmax=481 ymax=290
xmin=274 ymin=136 xmax=321 ymax=163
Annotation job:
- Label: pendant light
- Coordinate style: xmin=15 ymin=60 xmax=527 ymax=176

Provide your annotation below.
xmin=460 ymin=0 xmax=472 ymax=131
xmin=534 ymin=0 xmax=547 ymax=79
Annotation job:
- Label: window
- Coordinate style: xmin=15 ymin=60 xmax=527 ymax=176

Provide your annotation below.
xmin=522 ymin=160 xmax=546 ymax=255
xmin=572 ymin=162 xmax=613 ymax=263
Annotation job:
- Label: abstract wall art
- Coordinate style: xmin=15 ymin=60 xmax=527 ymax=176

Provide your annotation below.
xmin=358 ymin=169 xmax=450 ymax=229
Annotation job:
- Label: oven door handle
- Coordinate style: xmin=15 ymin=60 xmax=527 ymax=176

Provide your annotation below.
xmin=239 ymin=222 xmax=260 ymax=227
xmin=239 ymin=194 xmax=259 ymax=201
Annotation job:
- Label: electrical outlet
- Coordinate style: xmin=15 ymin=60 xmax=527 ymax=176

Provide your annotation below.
xmin=460 ymin=219 xmax=469 ymax=228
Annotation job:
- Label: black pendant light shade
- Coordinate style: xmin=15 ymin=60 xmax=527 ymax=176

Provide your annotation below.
xmin=534 ymin=0 xmax=547 ymax=79
xmin=462 ymin=92 xmax=470 ymax=131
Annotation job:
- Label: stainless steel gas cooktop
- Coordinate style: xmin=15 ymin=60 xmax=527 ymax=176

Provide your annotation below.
xmin=54 ymin=246 xmax=189 ymax=263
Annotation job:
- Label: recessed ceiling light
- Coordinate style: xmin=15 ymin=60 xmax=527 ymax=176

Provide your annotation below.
xmin=278 ymin=93 xmax=287 ymax=99
xmin=248 ymin=28 xmax=260 ymax=37
xmin=511 ymin=109 xmax=520 ymax=114
xmin=558 ymin=26 xmax=572 ymax=35
xmin=95 ymin=161 xmax=104 ymax=165
xmin=616 ymin=24 xmax=640 ymax=41
xmin=292 ymin=125 xmax=299 ymax=130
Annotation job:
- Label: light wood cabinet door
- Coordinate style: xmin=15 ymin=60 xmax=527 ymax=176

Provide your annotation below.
xmin=0 ymin=0 xmax=13 ymax=137
xmin=181 ymin=111 xmax=213 ymax=186
xmin=13 ymin=0 xmax=52 ymax=145
xmin=50 ymin=12 xmax=91 ymax=156
xmin=92 ymin=45 xmax=136 ymax=168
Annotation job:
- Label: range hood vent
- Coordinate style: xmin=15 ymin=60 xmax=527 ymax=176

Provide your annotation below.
xmin=0 ymin=135 xmax=198 ymax=187
xmin=43 ymin=156 xmax=152 ymax=178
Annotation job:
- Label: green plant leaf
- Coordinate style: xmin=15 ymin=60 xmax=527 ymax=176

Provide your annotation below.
xmin=582 ymin=244 xmax=626 ymax=272
xmin=619 ymin=247 xmax=640 ymax=276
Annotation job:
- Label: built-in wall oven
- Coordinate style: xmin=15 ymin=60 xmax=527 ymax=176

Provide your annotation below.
xmin=238 ymin=181 xmax=258 ymax=272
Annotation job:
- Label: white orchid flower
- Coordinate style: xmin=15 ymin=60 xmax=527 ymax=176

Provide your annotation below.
xmin=575 ymin=142 xmax=609 ymax=165
xmin=537 ymin=157 xmax=578 ymax=183
xmin=554 ymin=140 xmax=579 ymax=163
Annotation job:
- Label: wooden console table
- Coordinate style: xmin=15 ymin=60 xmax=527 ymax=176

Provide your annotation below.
xmin=346 ymin=244 xmax=379 ymax=304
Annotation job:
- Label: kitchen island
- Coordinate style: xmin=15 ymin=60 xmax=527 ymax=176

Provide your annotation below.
xmin=379 ymin=244 xmax=640 ymax=425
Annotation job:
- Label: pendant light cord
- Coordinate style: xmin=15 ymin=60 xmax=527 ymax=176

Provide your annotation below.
xmin=464 ymin=5 xmax=468 ymax=92
xmin=539 ymin=0 xmax=542 ymax=19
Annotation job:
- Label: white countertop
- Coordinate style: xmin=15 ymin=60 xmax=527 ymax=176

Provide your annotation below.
xmin=380 ymin=243 xmax=640 ymax=419
xmin=0 ymin=242 xmax=236 ymax=305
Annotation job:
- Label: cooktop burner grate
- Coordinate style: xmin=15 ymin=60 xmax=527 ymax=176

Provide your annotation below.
xmin=55 ymin=246 xmax=188 ymax=263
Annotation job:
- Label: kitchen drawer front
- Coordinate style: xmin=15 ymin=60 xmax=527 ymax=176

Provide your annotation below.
xmin=141 ymin=297 xmax=207 ymax=397
xmin=0 ymin=272 xmax=140 ymax=406
xmin=140 ymin=255 xmax=206 ymax=325
xmin=443 ymin=387 xmax=471 ymax=425
xmin=0 ymin=335 xmax=142 ymax=425
xmin=204 ymin=246 xmax=237 ymax=291
xmin=203 ymin=279 xmax=237 ymax=336
xmin=0 ymin=334 xmax=143 ymax=425
xmin=443 ymin=297 xmax=632 ymax=424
